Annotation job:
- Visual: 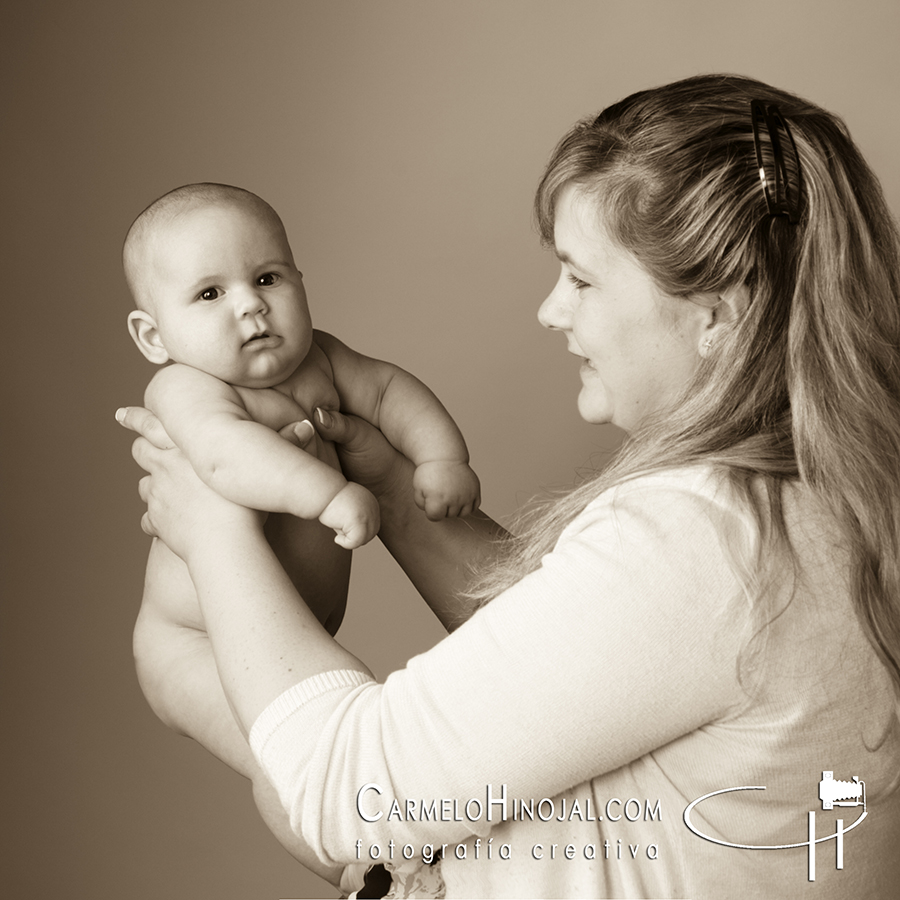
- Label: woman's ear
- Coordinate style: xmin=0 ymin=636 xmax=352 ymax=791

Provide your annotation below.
xmin=698 ymin=284 xmax=750 ymax=358
xmin=127 ymin=310 xmax=170 ymax=365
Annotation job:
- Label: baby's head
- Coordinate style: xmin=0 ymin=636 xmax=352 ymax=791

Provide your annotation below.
xmin=125 ymin=183 xmax=313 ymax=389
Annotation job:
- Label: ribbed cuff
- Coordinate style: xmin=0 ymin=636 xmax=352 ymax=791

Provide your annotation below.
xmin=249 ymin=669 xmax=375 ymax=761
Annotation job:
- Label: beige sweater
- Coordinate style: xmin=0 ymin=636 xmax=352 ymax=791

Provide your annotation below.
xmin=251 ymin=467 xmax=900 ymax=898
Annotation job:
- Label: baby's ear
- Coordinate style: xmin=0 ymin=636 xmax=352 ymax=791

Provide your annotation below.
xmin=127 ymin=310 xmax=170 ymax=365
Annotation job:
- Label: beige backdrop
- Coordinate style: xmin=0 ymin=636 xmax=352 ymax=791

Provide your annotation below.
xmin=2 ymin=1 xmax=898 ymax=897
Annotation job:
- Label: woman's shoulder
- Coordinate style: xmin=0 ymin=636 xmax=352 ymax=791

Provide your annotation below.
xmin=570 ymin=464 xmax=758 ymax=541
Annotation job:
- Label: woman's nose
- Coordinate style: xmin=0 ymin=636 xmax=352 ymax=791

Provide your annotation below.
xmin=538 ymin=274 xmax=572 ymax=331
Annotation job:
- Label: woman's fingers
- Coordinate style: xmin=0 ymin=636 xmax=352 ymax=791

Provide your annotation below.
xmin=131 ymin=435 xmax=167 ymax=472
xmin=314 ymin=407 xmax=364 ymax=448
xmin=313 ymin=408 xmax=410 ymax=496
xmin=115 ymin=406 xmax=175 ymax=449
xmin=277 ymin=419 xmax=316 ymax=449
xmin=138 ymin=475 xmax=151 ymax=502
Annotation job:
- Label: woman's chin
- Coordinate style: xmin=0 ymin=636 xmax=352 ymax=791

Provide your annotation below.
xmin=576 ymin=390 xmax=613 ymax=426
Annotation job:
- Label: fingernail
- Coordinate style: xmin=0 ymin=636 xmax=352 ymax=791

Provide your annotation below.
xmin=316 ymin=407 xmax=333 ymax=427
xmin=115 ymin=408 xmax=127 ymax=424
xmin=294 ymin=419 xmax=315 ymax=442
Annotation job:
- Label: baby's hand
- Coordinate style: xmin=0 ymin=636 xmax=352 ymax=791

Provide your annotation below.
xmin=412 ymin=460 xmax=481 ymax=521
xmin=319 ymin=482 xmax=380 ymax=550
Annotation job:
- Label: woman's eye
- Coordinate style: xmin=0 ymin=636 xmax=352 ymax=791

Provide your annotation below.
xmin=567 ymin=273 xmax=590 ymax=290
xmin=257 ymin=272 xmax=279 ymax=286
xmin=199 ymin=288 xmax=219 ymax=301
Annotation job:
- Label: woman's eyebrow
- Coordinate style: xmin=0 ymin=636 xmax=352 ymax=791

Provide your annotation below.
xmin=555 ymin=248 xmax=591 ymax=276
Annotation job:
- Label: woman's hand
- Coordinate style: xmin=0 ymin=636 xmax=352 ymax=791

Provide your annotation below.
xmin=300 ymin=407 xmax=502 ymax=630
xmin=116 ymin=406 xmax=261 ymax=561
xmin=311 ymin=407 xmax=414 ymax=502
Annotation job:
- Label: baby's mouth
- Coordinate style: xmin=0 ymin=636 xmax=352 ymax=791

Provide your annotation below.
xmin=244 ymin=331 xmax=271 ymax=345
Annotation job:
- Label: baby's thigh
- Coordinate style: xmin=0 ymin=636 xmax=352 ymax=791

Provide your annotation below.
xmin=141 ymin=538 xmax=206 ymax=631
xmin=132 ymin=540 xmax=213 ymax=730
xmin=265 ymin=513 xmax=351 ymax=635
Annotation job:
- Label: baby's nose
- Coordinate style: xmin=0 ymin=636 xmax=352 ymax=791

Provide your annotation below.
xmin=235 ymin=287 xmax=268 ymax=316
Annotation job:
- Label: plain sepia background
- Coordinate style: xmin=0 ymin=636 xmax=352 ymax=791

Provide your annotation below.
xmin=2 ymin=1 xmax=898 ymax=897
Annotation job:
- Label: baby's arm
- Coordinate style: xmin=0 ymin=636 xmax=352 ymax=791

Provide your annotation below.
xmin=315 ymin=331 xmax=480 ymax=520
xmin=145 ymin=364 xmax=379 ymax=548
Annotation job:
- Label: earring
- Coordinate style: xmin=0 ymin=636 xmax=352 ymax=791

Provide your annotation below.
xmin=702 ymin=337 xmax=713 ymax=355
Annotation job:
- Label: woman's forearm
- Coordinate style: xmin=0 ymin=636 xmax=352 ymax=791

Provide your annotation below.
xmin=375 ymin=467 xmax=509 ymax=629
xmin=187 ymin=523 xmax=371 ymax=733
xmin=311 ymin=407 xmax=510 ymax=627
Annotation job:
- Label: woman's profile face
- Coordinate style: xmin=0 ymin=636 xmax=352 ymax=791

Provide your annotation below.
xmin=538 ymin=185 xmax=707 ymax=431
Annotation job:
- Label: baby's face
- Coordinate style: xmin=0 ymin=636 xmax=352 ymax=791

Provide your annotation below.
xmin=142 ymin=202 xmax=313 ymax=388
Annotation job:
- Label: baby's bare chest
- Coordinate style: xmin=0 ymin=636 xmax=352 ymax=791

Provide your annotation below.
xmin=234 ymin=350 xmax=339 ymax=431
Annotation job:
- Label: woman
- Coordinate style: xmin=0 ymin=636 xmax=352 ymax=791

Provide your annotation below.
xmin=119 ymin=74 xmax=900 ymax=898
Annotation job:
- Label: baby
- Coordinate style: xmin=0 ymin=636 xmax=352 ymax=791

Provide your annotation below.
xmin=123 ymin=183 xmax=479 ymax=741
xmin=125 ymin=182 xmax=480 ymax=549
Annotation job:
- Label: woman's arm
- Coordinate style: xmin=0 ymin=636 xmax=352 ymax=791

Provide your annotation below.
xmin=312 ymin=408 xmax=509 ymax=629
xmin=190 ymin=516 xmax=370 ymax=731
xmin=123 ymin=411 xmax=750 ymax=864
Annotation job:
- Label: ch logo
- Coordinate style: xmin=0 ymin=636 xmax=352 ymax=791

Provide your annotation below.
xmin=683 ymin=771 xmax=867 ymax=882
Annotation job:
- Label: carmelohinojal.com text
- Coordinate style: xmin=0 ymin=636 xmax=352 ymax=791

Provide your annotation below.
xmin=355 ymin=783 xmax=662 ymax=865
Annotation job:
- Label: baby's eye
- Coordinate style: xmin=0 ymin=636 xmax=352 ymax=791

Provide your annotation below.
xmin=199 ymin=287 xmax=220 ymax=301
xmin=567 ymin=273 xmax=590 ymax=290
xmin=257 ymin=272 xmax=279 ymax=286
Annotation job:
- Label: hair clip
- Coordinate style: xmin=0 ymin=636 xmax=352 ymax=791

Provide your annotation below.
xmin=750 ymin=100 xmax=802 ymax=223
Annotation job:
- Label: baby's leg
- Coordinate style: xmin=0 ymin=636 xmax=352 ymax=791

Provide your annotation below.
xmin=132 ymin=540 xmax=238 ymax=748
xmin=264 ymin=512 xmax=351 ymax=636
xmin=133 ymin=512 xmax=351 ymax=745
xmin=132 ymin=540 xmax=344 ymax=884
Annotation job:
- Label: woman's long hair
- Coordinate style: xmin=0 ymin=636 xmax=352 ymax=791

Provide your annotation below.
xmin=468 ymin=74 xmax=900 ymax=697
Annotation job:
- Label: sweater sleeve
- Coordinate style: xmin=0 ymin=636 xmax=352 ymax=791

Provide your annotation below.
xmin=249 ymin=468 xmax=757 ymax=866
